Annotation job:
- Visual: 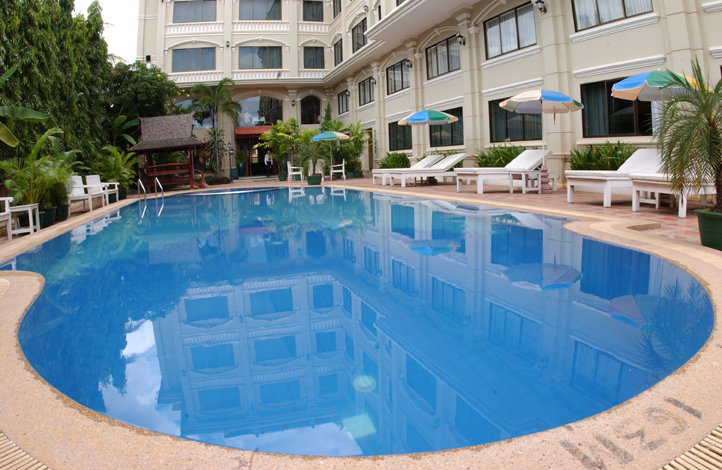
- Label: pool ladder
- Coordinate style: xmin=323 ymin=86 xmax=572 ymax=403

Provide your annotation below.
xmin=137 ymin=178 xmax=164 ymax=218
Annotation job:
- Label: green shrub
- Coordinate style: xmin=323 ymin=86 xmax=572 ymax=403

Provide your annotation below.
xmin=569 ymin=141 xmax=635 ymax=171
xmin=475 ymin=145 xmax=526 ymax=168
xmin=378 ymin=152 xmax=410 ymax=169
xmin=204 ymin=175 xmax=231 ymax=185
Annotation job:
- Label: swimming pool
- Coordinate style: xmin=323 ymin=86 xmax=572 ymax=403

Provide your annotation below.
xmin=10 ymin=187 xmax=713 ymax=456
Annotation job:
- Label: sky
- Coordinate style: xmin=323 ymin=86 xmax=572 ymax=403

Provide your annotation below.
xmin=73 ymin=0 xmax=139 ymax=65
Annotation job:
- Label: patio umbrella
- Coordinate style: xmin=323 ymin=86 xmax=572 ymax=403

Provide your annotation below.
xmin=311 ymin=131 xmax=349 ymax=171
xmin=502 ymin=261 xmax=582 ymax=291
xmin=610 ymin=70 xmax=696 ymax=102
xmin=399 ymin=109 xmax=458 ymax=126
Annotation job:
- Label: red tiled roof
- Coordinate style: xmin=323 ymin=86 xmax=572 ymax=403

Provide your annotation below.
xmin=235 ymin=126 xmax=271 ymax=137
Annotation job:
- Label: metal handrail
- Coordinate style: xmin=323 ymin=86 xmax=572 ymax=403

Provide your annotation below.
xmin=138 ymin=179 xmax=147 ymax=200
xmin=154 ymin=177 xmax=164 ymax=199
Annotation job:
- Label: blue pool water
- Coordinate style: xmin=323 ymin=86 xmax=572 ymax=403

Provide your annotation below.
xmin=7 ymin=187 xmax=713 ymax=456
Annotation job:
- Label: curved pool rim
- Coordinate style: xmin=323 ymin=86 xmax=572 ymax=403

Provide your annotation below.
xmin=0 ymin=182 xmax=720 ymax=470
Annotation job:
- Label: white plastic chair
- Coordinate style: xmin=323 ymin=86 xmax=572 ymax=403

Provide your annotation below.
xmin=287 ymin=161 xmax=304 ymax=181
xmin=68 ymin=176 xmax=104 ymax=215
xmin=330 ymin=159 xmax=346 ymax=180
xmin=1 ymin=197 xmax=13 ymax=241
xmin=86 ymin=175 xmax=117 ymax=206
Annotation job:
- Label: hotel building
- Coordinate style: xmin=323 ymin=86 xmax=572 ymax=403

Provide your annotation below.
xmin=136 ymin=0 xmax=722 ymax=178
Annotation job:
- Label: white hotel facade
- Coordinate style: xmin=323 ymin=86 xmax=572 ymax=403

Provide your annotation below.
xmin=136 ymin=0 xmax=722 ymax=178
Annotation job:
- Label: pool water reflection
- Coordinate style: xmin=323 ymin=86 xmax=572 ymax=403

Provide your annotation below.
xmin=11 ymin=187 xmax=713 ymax=456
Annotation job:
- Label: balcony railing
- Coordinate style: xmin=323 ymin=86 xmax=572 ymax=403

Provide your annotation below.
xmin=233 ymin=21 xmax=290 ymax=32
xmin=169 ymin=71 xmax=223 ymax=84
xmin=233 ymin=69 xmax=290 ymax=80
xmin=299 ymin=70 xmax=330 ymax=79
xmin=166 ymin=22 xmax=223 ymax=35
xmin=298 ymin=22 xmax=330 ymax=33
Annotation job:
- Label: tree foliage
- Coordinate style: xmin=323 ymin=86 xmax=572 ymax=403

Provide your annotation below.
xmin=111 ymin=62 xmax=180 ymax=123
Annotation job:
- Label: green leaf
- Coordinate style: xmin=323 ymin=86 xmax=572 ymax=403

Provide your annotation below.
xmin=0 ymin=105 xmax=50 ymax=122
xmin=0 ymin=65 xmax=17 ymax=88
xmin=0 ymin=121 xmax=19 ymax=147
xmin=122 ymin=134 xmax=137 ymax=146
xmin=113 ymin=115 xmax=127 ymax=128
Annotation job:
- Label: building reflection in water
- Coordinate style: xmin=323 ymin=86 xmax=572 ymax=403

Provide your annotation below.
xmin=15 ymin=188 xmax=713 ymax=456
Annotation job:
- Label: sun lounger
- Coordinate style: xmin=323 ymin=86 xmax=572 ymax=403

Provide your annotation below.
xmin=454 ymin=149 xmax=552 ymax=194
xmin=630 ymin=173 xmax=716 ymax=218
xmin=372 ymin=154 xmax=444 ymax=185
xmin=387 ymin=153 xmax=468 ymax=187
xmin=565 ymin=148 xmax=662 ymax=207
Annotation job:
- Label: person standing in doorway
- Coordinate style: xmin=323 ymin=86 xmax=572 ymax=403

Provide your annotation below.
xmin=264 ymin=150 xmax=273 ymax=177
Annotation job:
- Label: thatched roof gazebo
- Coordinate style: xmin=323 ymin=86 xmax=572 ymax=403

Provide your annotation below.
xmin=129 ymin=113 xmax=206 ymax=189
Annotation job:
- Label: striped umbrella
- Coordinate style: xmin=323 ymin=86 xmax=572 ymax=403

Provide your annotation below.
xmin=312 ymin=131 xmax=349 ymax=141
xmin=399 ymin=110 xmax=459 ymax=126
xmin=611 ymin=70 xmax=695 ymax=102
xmin=500 ymin=89 xmax=584 ymax=114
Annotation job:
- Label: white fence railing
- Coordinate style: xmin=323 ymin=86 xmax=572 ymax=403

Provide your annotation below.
xmin=298 ymin=22 xmax=330 ymax=33
xmin=169 ymin=71 xmax=223 ymax=84
xmin=299 ymin=70 xmax=330 ymax=79
xmin=233 ymin=70 xmax=290 ymax=80
xmin=165 ymin=22 xmax=223 ymax=35
xmin=233 ymin=21 xmax=290 ymax=32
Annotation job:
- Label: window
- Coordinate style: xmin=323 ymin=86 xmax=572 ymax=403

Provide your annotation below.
xmin=571 ymin=341 xmax=647 ymax=403
xmin=198 ymin=387 xmax=240 ymax=411
xmin=361 ymin=303 xmax=377 ymax=336
xmin=304 ymin=46 xmax=324 ymax=69
xmin=386 ymin=60 xmax=410 ymax=95
xmin=359 ymin=77 xmax=375 ymax=105
xmin=581 ymin=79 xmax=652 ymax=137
xmin=342 ymin=286 xmax=352 ymax=315
xmin=490 ymin=223 xmax=542 ymax=267
xmin=172 ymin=48 xmax=215 ymax=72
xmin=173 ymin=0 xmax=216 ymax=23
xmin=352 ymin=18 xmax=367 ymax=53
xmin=345 ymin=334 xmax=354 ymax=360
xmin=392 ymin=260 xmax=416 ymax=295
xmin=377 ymin=5 xmax=381 ymax=19
xmin=319 ymin=374 xmax=338 ymax=395
xmin=259 ymin=380 xmax=301 ymax=404
xmin=489 ymin=97 xmax=541 ymax=142
xmin=237 ymin=96 xmax=283 ymax=127
xmin=184 ymin=296 xmax=228 ymax=322
xmin=191 ymin=344 xmax=235 ymax=369
xmin=489 ymin=303 xmax=539 ymax=363
xmin=303 ymin=0 xmax=323 ymax=21
xmin=333 ymin=0 xmax=341 ymax=18
xmin=388 ymin=121 xmax=411 ymax=151
xmin=396 ymin=0 xmax=405 ymax=5
xmin=300 ymin=96 xmax=321 ymax=124
xmin=484 ymin=4 xmax=536 ymax=59
xmin=364 ymin=246 xmax=381 ymax=276
xmin=254 ymin=335 xmax=297 ymax=362
xmin=239 ymin=0 xmax=281 ymax=20
xmin=573 ymin=0 xmax=653 ymax=31
xmin=580 ymin=238 xmax=650 ymax=299
xmin=338 ymin=90 xmax=349 ymax=114
xmin=249 ymin=288 xmax=293 ymax=315
xmin=391 ymin=205 xmax=414 ymax=238
xmin=426 ymin=36 xmax=460 ymax=79
xmin=334 ymin=39 xmax=343 ymax=66
xmin=316 ymin=332 xmax=336 ymax=353
xmin=342 ymin=237 xmax=355 ymax=261
xmin=429 ymin=107 xmax=463 ymax=147
xmin=406 ymin=355 xmax=436 ymax=409
xmin=431 ymin=277 xmax=466 ymax=325
xmin=313 ymin=284 xmax=334 ymax=308
xmin=238 ymin=46 xmax=282 ymax=69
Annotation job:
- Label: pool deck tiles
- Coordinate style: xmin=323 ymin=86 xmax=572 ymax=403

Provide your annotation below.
xmin=1 ymin=179 xmax=722 ymax=469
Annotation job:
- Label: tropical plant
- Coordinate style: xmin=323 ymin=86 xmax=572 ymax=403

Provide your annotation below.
xmin=93 ymin=146 xmax=142 ymax=191
xmin=297 ymin=129 xmax=328 ymax=176
xmin=255 ymin=119 xmax=300 ymax=171
xmin=0 ymin=128 xmax=69 ymax=206
xmin=657 ymin=58 xmax=722 ymax=213
xmin=109 ymin=111 xmax=140 ymax=147
xmin=568 ymin=141 xmax=635 ymax=171
xmin=343 ymin=121 xmax=368 ymax=171
xmin=46 ymin=136 xmax=83 ymax=207
xmin=0 ymin=66 xmax=50 ymax=147
xmin=476 ymin=144 xmax=526 ymax=168
xmin=111 ymin=62 xmax=180 ymax=119
xmin=202 ymin=127 xmax=227 ymax=174
xmin=190 ymin=78 xmax=241 ymax=177
xmin=379 ymin=152 xmax=410 ymax=169
xmin=320 ymin=102 xmax=334 ymax=131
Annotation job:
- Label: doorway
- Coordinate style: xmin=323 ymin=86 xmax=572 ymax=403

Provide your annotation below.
xmin=237 ymin=139 xmax=265 ymax=176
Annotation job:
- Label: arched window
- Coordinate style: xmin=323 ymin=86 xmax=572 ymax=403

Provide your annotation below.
xmin=175 ymin=99 xmax=213 ymax=129
xmin=237 ymin=96 xmax=283 ymax=127
xmin=301 ymin=96 xmax=321 ymax=124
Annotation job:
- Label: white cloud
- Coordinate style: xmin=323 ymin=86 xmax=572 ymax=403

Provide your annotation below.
xmin=74 ymin=0 xmax=139 ymax=64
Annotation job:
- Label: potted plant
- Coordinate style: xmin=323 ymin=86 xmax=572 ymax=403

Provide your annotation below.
xmin=47 ymin=137 xmax=82 ymax=221
xmin=297 ymin=129 xmax=329 ymax=186
xmin=235 ymin=151 xmax=246 ymax=179
xmin=93 ymin=146 xmax=142 ymax=201
xmin=255 ymin=119 xmax=300 ymax=182
xmin=0 ymin=128 xmax=68 ymax=228
xmin=343 ymin=122 xmax=368 ymax=178
xmin=657 ymin=59 xmax=722 ymax=250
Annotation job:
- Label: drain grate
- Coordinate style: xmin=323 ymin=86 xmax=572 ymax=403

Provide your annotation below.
xmin=663 ymin=426 xmax=722 ymax=470
xmin=0 ymin=432 xmax=48 ymax=470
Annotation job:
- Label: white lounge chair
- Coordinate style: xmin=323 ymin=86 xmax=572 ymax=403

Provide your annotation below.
xmin=372 ymin=154 xmax=444 ymax=186
xmin=1 ymin=197 xmax=12 ymax=241
xmin=287 ymin=161 xmax=304 ymax=181
xmin=566 ymin=148 xmax=662 ymax=207
xmin=387 ymin=153 xmax=468 ymax=187
xmin=454 ymin=149 xmax=553 ymax=194
xmin=86 ymin=175 xmax=117 ymax=206
xmin=330 ymin=159 xmax=346 ymax=181
xmin=630 ymin=173 xmax=716 ymax=218
xmin=68 ymin=175 xmax=105 ymax=215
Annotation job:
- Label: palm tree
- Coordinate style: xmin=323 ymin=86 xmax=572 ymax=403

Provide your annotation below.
xmin=190 ymin=78 xmax=241 ymax=177
xmin=657 ymin=58 xmax=722 ymax=213
xmin=255 ymin=119 xmax=300 ymax=173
